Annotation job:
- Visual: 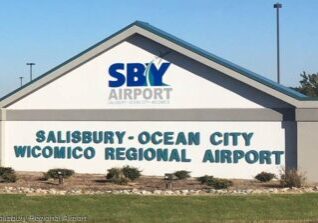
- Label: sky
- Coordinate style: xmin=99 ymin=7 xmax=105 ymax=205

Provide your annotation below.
xmin=0 ymin=0 xmax=318 ymax=97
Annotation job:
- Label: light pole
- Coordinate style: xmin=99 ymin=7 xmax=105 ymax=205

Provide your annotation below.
xmin=19 ymin=76 xmax=24 ymax=87
xmin=274 ymin=2 xmax=282 ymax=84
xmin=26 ymin=62 xmax=35 ymax=81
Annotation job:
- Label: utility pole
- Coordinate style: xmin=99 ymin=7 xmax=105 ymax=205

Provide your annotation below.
xmin=26 ymin=62 xmax=36 ymax=81
xmin=19 ymin=76 xmax=24 ymax=87
xmin=274 ymin=3 xmax=282 ymax=84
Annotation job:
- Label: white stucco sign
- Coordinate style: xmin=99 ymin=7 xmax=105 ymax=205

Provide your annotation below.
xmin=4 ymin=121 xmax=286 ymax=178
xmin=2 ymin=21 xmax=317 ymax=180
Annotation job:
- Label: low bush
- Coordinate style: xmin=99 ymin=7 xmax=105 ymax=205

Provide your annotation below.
xmin=106 ymin=168 xmax=122 ymax=180
xmin=255 ymin=172 xmax=276 ymax=182
xmin=280 ymin=169 xmax=306 ymax=188
xmin=174 ymin=170 xmax=191 ymax=180
xmin=106 ymin=166 xmax=141 ymax=185
xmin=46 ymin=168 xmax=75 ymax=179
xmin=208 ymin=178 xmax=233 ymax=189
xmin=122 ymin=166 xmax=141 ymax=181
xmin=197 ymin=175 xmax=214 ymax=184
xmin=197 ymin=175 xmax=232 ymax=189
xmin=0 ymin=167 xmax=17 ymax=183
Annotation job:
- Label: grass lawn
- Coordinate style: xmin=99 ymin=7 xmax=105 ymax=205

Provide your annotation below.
xmin=0 ymin=194 xmax=318 ymax=222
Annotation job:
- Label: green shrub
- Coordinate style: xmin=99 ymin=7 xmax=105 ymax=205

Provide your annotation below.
xmin=197 ymin=175 xmax=232 ymax=189
xmin=197 ymin=175 xmax=214 ymax=184
xmin=174 ymin=170 xmax=191 ymax=180
xmin=208 ymin=178 xmax=233 ymax=189
xmin=46 ymin=168 xmax=75 ymax=179
xmin=0 ymin=167 xmax=17 ymax=183
xmin=255 ymin=172 xmax=276 ymax=182
xmin=122 ymin=166 xmax=141 ymax=181
xmin=106 ymin=168 xmax=122 ymax=180
xmin=0 ymin=167 xmax=13 ymax=176
xmin=106 ymin=166 xmax=142 ymax=184
xmin=106 ymin=167 xmax=140 ymax=185
xmin=280 ymin=169 xmax=306 ymax=188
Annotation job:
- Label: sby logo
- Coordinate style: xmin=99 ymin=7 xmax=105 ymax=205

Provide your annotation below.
xmin=107 ymin=59 xmax=173 ymax=103
xmin=108 ymin=62 xmax=171 ymax=87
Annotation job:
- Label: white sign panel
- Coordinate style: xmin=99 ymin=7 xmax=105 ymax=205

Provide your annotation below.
xmin=4 ymin=121 xmax=286 ymax=179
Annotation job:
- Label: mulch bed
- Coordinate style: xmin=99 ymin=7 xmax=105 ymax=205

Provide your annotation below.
xmin=0 ymin=171 xmax=283 ymax=191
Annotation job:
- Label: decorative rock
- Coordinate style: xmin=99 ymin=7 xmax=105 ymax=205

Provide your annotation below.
xmin=209 ymin=189 xmax=217 ymax=194
xmin=269 ymin=188 xmax=278 ymax=193
xmin=57 ymin=190 xmax=67 ymax=195
xmin=281 ymin=187 xmax=289 ymax=192
xmin=131 ymin=189 xmax=140 ymax=194
xmin=35 ymin=188 xmax=45 ymax=194
xmin=216 ymin=190 xmax=226 ymax=194
xmin=49 ymin=189 xmax=57 ymax=195
xmin=304 ymin=188 xmax=314 ymax=193
xmin=163 ymin=190 xmax=174 ymax=195
xmin=251 ymin=189 xmax=262 ymax=194
xmin=153 ymin=190 xmax=163 ymax=195
xmin=141 ymin=190 xmax=152 ymax=195
xmin=74 ymin=189 xmax=82 ymax=195
xmin=180 ymin=189 xmax=189 ymax=195
xmin=268 ymin=188 xmax=277 ymax=193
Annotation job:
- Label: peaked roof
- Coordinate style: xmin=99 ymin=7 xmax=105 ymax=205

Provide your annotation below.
xmin=0 ymin=21 xmax=317 ymax=108
xmin=136 ymin=21 xmax=307 ymax=99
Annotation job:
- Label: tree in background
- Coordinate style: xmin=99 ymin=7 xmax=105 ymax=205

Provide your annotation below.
xmin=292 ymin=72 xmax=318 ymax=97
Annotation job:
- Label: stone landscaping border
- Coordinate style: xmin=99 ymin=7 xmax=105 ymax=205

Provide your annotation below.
xmin=1 ymin=186 xmax=318 ymax=196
